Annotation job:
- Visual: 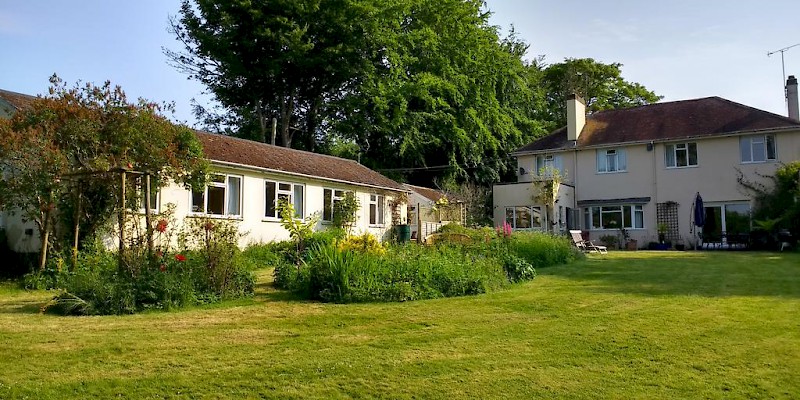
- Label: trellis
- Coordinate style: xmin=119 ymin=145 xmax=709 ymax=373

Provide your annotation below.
xmin=61 ymin=167 xmax=154 ymax=268
xmin=656 ymin=201 xmax=680 ymax=243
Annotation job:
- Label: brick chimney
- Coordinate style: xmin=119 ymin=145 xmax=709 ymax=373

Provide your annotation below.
xmin=567 ymin=94 xmax=586 ymax=142
xmin=788 ymin=75 xmax=799 ymax=121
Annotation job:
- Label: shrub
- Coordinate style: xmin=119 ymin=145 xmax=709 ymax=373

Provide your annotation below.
xmin=293 ymin=242 xmax=507 ymax=303
xmin=509 ymin=231 xmax=580 ymax=269
xmin=502 ymin=253 xmax=536 ymax=283
xmin=338 ymin=233 xmax=386 ymax=255
xmin=42 ymin=216 xmax=255 ymax=316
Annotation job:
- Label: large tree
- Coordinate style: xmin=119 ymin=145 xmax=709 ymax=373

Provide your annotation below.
xmin=0 ymin=76 xmax=208 ymax=267
xmin=539 ymin=58 xmax=662 ymax=130
xmin=166 ymin=0 xmax=382 ymax=150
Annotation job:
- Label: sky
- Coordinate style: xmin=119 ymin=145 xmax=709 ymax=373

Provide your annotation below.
xmin=1 ymin=1 xmax=799 ymax=125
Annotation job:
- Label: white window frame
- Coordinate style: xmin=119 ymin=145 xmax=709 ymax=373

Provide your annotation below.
xmin=368 ymin=194 xmax=385 ymax=226
xmin=264 ymin=180 xmax=304 ymax=220
xmin=665 ymin=142 xmax=698 ymax=168
xmin=323 ymin=188 xmax=351 ymax=222
xmin=190 ymin=174 xmax=242 ymax=217
xmin=536 ymin=154 xmax=563 ymax=177
xmin=596 ymin=148 xmax=626 ymax=173
xmin=504 ymin=206 xmax=542 ymax=230
xmin=740 ymin=134 xmax=776 ymax=164
xmin=583 ymin=204 xmax=644 ymax=230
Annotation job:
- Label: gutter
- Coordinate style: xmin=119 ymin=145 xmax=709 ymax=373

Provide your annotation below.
xmin=209 ymin=159 xmax=409 ymax=194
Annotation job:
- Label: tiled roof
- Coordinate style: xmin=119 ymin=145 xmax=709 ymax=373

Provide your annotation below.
xmin=403 ymin=184 xmax=446 ymax=203
xmin=0 ymin=89 xmax=36 ymax=113
xmin=196 ymin=131 xmax=405 ymax=192
xmin=515 ymin=97 xmax=800 ymax=153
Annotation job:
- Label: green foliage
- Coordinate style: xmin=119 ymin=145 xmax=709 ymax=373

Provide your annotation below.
xmin=290 ymin=242 xmax=508 ymax=303
xmin=502 ymin=253 xmax=536 ymax=283
xmin=508 ymin=231 xmax=581 ymax=269
xmin=39 ymin=216 xmax=255 ymax=316
xmin=540 ymin=58 xmax=662 ymax=130
xmin=273 ymin=227 xmax=578 ymax=303
xmin=332 ymin=192 xmax=360 ymax=233
xmin=739 ymin=162 xmax=800 ymax=239
xmin=0 ymin=76 xmax=209 ymax=261
xmin=337 ymin=233 xmax=386 ymax=255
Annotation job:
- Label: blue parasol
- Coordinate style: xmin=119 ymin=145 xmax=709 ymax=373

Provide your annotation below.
xmin=694 ymin=193 xmax=705 ymax=227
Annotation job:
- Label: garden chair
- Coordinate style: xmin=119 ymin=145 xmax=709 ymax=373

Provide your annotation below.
xmin=569 ymin=230 xmax=608 ymax=254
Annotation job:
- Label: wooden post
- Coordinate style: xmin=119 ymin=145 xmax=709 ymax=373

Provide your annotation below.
xmin=38 ymin=208 xmax=50 ymax=272
xmin=416 ymin=202 xmax=422 ymax=244
xmin=72 ymin=189 xmax=81 ymax=270
xmin=144 ymin=173 xmax=153 ymax=256
xmin=118 ymin=170 xmax=126 ymax=259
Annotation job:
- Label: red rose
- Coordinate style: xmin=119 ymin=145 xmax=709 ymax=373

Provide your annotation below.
xmin=175 ymin=254 xmax=187 ymax=262
xmin=159 ymin=264 xmax=166 ymax=272
xmin=156 ymin=219 xmax=168 ymax=233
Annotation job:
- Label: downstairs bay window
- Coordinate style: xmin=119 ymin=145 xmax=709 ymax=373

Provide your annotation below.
xmin=191 ymin=174 xmax=242 ymax=217
xmin=583 ymin=205 xmax=644 ymax=230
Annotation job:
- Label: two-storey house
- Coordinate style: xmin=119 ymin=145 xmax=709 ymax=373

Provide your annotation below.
xmin=494 ymin=77 xmax=800 ymax=248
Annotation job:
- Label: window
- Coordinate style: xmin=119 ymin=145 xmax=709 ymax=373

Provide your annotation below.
xmin=583 ymin=205 xmax=644 ymax=230
xmin=596 ymin=148 xmax=627 ymax=173
xmin=369 ymin=194 xmax=385 ymax=225
xmin=132 ymin=175 xmax=159 ymax=213
xmin=265 ymin=180 xmax=304 ymax=219
xmin=535 ymin=154 xmax=563 ymax=176
xmin=323 ymin=188 xmax=349 ymax=222
xmin=504 ymin=206 xmax=542 ymax=230
xmin=665 ymin=142 xmax=698 ymax=168
xmin=191 ymin=174 xmax=242 ymax=217
xmin=740 ymin=134 xmax=776 ymax=163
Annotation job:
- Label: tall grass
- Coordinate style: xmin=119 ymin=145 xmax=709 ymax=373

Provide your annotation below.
xmin=274 ymin=227 xmax=580 ymax=303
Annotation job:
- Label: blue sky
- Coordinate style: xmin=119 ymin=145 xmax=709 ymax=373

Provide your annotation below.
xmin=1 ymin=1 xmax=798 ymax=125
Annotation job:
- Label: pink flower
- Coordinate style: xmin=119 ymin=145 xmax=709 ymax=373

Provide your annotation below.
xmin=175 ymin=254 xmax=187 ymax=262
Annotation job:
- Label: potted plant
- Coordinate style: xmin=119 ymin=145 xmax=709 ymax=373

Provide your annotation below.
xmin=599 ymin=234 xmax=619 ymax=250
xmin=619 ymin=228 xmax=637 ymax=250
xmin=657 ymin=223 xmax=669 ymax=243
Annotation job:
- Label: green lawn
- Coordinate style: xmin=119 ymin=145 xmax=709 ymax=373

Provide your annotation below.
xmin=1 ymin=251 xmax=798 ymax=399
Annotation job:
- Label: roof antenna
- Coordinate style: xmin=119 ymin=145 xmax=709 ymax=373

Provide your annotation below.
xmin=768 ymin=43 xmax=800 ymax=109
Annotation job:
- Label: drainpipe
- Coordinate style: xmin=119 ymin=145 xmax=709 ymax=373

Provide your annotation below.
xmin=651 ymin=141 xmax=658 ymax=235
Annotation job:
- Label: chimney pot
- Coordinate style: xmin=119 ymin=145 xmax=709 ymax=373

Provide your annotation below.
xmin=788 ymin=75 xmax=799 ymax=121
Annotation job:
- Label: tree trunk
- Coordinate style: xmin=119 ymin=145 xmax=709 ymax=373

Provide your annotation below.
xmin=305 ymin=97 xmax=321 ymax=152
xmin=279 ymin=92 xmax=296 ymax=148
xmin=256 ymin=100 xmax=268 ymax=143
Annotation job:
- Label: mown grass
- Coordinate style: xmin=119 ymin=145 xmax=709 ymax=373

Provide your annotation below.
xmin=1 ymin=251 xmax=798 ymax=399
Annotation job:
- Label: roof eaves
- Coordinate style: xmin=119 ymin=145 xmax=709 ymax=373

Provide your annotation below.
xmin=210 ymin=159 xmax=407 ymax=193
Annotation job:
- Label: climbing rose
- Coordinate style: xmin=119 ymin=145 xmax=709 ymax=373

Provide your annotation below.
xmin=156 ymin=219 xmax=168 ymax=233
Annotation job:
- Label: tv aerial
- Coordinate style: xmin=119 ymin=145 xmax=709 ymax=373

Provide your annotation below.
xmin=768 ymin=43 xmax=800 ymax=111
xmin=768 ymin=43 xmax=800 ymax=87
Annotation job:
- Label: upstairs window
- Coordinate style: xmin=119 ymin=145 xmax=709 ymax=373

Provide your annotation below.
xmin=265 ymin=180 xmax=304 ymax=219
xmin=535 ymin=154 xmax=563 ymax=176
xmin=666 ymin=142 xmax=698 ymax=168
xmin=740 ymin=134 xmax=776 ymax=163
xmin=597 ymin=148 xmax=627 ymax=173
xmin=191 ymin=174 xmax=241 ymax=217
